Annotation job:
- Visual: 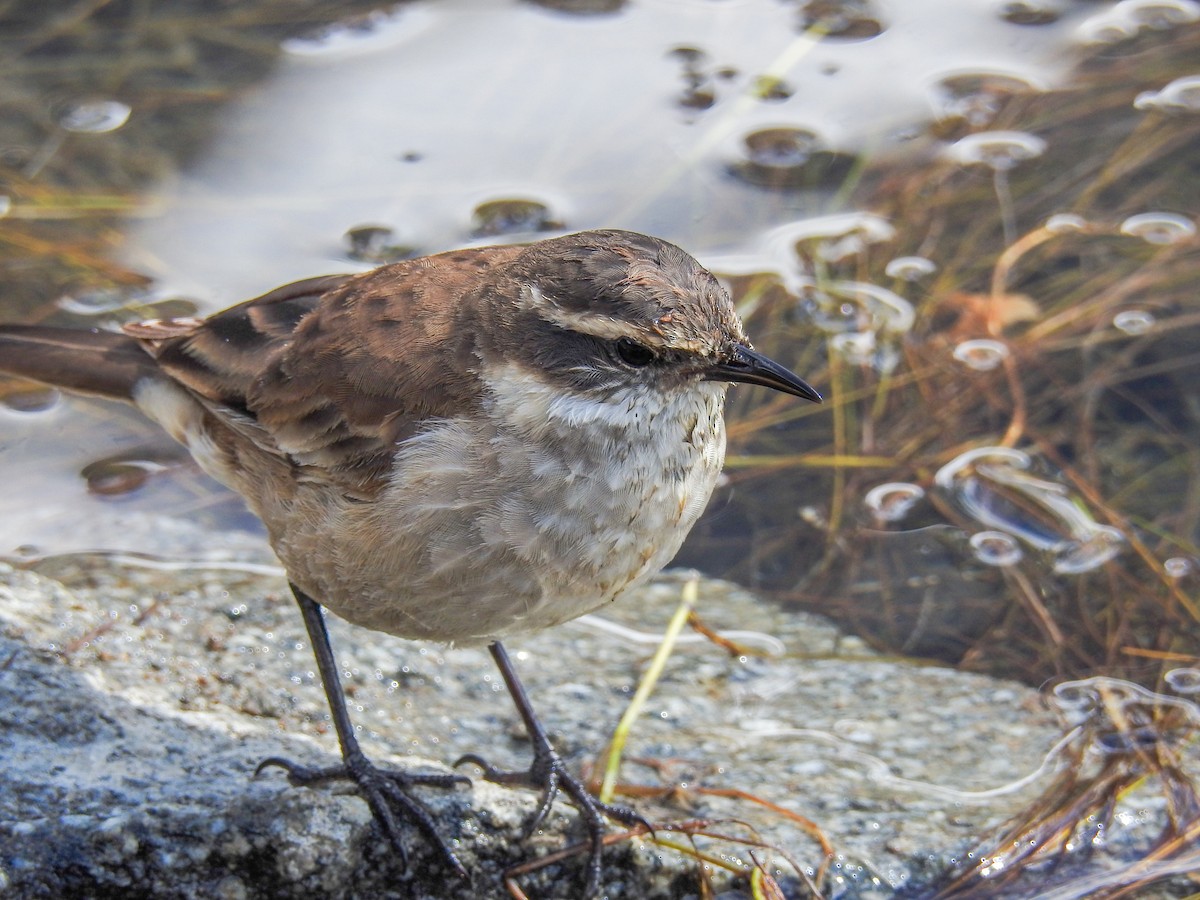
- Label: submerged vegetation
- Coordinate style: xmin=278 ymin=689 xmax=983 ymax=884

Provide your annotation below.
xmin=704 ymin=19 xmax=1200 ymax=693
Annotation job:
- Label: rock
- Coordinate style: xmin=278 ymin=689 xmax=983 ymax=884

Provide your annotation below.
xmin=0 ymin=557 xmax=1186 ymax=898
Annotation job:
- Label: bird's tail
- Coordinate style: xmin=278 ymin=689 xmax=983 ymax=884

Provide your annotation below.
xmin=0 ymin=325 xmax=157 ymax=402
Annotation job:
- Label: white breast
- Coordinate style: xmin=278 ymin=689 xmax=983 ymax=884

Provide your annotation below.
xmin=291 ymin=366 xmax=728 ymax=646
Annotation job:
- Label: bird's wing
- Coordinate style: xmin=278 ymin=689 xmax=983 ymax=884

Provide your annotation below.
xmin=0 ymin=324 xmax=160 ymax=401
xmin=133 ymin=259 xmax=495 ymax=497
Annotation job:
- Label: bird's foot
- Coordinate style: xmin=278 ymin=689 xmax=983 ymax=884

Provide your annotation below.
xmin=457 ymin=747 xmax=651 ymax=898
xmin=257 ymin=751 xmax=471 ymax=879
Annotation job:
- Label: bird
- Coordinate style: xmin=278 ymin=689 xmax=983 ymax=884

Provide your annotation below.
xmin=0 ymin=229 xmax=820 ymax=896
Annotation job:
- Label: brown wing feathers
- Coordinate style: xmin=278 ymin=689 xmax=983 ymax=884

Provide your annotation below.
xmin=0 ymin=262 xmax=487 ymax=493
xmin=0 ymin=325 xmax=157 ymax=402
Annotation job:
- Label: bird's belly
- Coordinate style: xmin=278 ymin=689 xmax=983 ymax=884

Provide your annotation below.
xmin=278 ymin=403 xmax=726 ymax=646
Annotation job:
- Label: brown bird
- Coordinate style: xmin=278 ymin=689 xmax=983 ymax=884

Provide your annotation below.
xmin=0 ymin=229 xmax=819 ymax=895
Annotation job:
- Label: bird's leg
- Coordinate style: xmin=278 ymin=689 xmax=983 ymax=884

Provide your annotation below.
xmin=256 ymin=585 xmax=469 ymax=879
xmin=457 ymin=641 xmax=650 ymax=898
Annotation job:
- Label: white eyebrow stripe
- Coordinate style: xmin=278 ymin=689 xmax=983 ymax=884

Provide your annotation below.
xmin=520 ymin=283 xmax=708 ymax=352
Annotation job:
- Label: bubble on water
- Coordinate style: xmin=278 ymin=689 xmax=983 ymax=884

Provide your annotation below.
xmin=0 ymin=195 xmax=10 ymax=219
xmin=1125 ymin=0 xmax=1200 ymax=29
xmin=732 ymin=127 xmax=857 ymax=189
xmin=884 ymin=256 xmax=936 ymax=281
xmin=863 ymin=482 xmax=926 ymax=523
xmin=786 ymin=212 xmax=896 ymax=252
xmin=1164 ymin=556 xmax=1193 ymax=578
xmin=753 ymin=76 xmax=793 ymax=102
xmin=57 ymin=100 xmax=131 ymax=134
xmin=1051 ymin=680 xmax=1099 ymax=714
xmin=782 ymin=213 xmax=897 ymax=266
xmin=81 ymin=455 xmax=173 ymax=496
xmin=830 ymin=330 xmax=900 ymax=373
xmin=1044 ymin=213 xmax=1089 ymax=234
xmin=744 ymin=127 xmax=818 ymax=167
xmin=1 ymin=386 xmax=61 ymax=414
xmin=1112 ymin=309 xmax=1156 ymax=335
xmin=945 ymin=131 xmax=1046 ymax=171
xmin=830 ymin=330 xmax=876 ymax=363
xmin=1077 ymin=0 xmax=1200 ymax=44
xmin=1119 ymin=211 xmax=1195 ymax=245
xmin=931 ymin=72 xmax=1042 ymax=128
xmin=969 ymin=531 xmax=1023 ymax=566
xmin=471 ymin=198 xmax=561 ymax=237
xmin=282 ymin=6 xmax=435 ymax=57
xmin=527 ymin=0 xmax=628 ymax=13
xmin=705 ymin=213 xmax=895 ymax=299
xmin=1053 ymin=526 xmax=1125 ymax=574
xmin=851 ymin=282 xmax=913 ymax=332
xmin=57 ymin=288 xmax=137 ymax=316
xmin=953 ymin=339 xmax=1009 ymax=371
xmin=795 ymin=0 xmax=885 ymax=39
xmin=935 ymin=446 xmax=1031 ymax=490
xmin=344 ymin=224 xmax=418 ymax=263
xmin=1134 ymin=74 xmax=1200 ymax=113
xmin=1165 ymin=668 xmax=1200 ymax=693
xmin=935 ymin=446 xmax=1125 ymax=573
xmin=669 ymin=46 xmax=718 ymax=111
xmin=1076 ymin=16 xmax=1139 ymax=43
xmin=1000 ymin=2 xmax=1060 ymax=26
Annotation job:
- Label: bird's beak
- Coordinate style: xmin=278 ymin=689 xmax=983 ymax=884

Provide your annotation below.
xmin=705 ymin=344 xmax=822 ymax=402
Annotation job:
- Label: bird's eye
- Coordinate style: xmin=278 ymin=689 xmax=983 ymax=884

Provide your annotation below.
xmin=614 ymin=338 xmax=655 ymax=367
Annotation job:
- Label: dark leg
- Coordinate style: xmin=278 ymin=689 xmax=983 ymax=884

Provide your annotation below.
xmin=257 ymin=585 xmax=469 ymax=879
xmin=457 ymin=641 xmax=648 ymax=899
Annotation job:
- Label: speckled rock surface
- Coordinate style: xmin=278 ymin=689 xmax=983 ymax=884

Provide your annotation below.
xmin=0 ymin=553 xmax=1188 ymax=898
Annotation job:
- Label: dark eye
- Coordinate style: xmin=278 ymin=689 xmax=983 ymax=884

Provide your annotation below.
xmin=615 ymin=338 xmax=655 ymax=367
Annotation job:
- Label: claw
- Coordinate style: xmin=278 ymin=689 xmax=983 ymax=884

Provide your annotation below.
xmin=255 ymin=752 xmax=471 ymax=880
xmin=457 ymin=749 xmax=653 ymax=898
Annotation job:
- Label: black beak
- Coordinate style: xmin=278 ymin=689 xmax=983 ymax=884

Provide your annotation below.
xmin=705 ymin=344 xmax=822 ymax=402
